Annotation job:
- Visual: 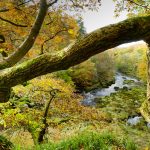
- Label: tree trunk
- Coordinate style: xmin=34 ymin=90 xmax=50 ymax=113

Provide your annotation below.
xmin=0 ymin=15 xmax=150 ymax=102
xmin=0 ymin=0 xmax=48 ymax=69
xmin=140 ymin=39 xmax=150 ymax=122
xmin=38 ymin=95 xmax=54 ymax=144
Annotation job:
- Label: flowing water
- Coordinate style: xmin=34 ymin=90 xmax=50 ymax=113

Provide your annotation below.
xmin=81 ymin=72 xmax=140 ymax=106
xmin=81 ymin=72 xmax=150 ymax=126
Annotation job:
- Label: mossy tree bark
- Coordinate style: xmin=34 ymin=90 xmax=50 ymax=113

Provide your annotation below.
xmin=0 ymin=15 xmax=150 ymax=102
xmin=140 ymin=38 xmax=150 ymax=122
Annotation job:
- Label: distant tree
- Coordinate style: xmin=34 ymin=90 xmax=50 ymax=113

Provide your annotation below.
xmin=77 ymin=17 xmax=87 ymax=37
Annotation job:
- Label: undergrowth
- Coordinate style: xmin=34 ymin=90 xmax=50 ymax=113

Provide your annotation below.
xmin=13 ymin=131 xmax=137 ymax=150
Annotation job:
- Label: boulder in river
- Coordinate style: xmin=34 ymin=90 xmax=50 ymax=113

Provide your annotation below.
xmin=123 ymin=86 xmax=128 ymax=90
xmin=114 ymin=86 xmax=119 ymax=91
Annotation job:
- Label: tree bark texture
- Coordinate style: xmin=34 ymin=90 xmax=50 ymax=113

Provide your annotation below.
xmin=140 ymin=38 xmax=150 ymax=122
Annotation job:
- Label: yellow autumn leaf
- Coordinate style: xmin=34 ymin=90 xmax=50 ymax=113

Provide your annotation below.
xmin=144 ymin=147 xmax=149 ymax=150
xmin=68 ymin=29 xmax=74 ymax=35
xmin=0 ymin=119 xmax=6 ymax=128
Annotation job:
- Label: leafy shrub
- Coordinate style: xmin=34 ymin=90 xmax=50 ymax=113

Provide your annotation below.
xmin=1 ymin=75 xmax=109 ymax=147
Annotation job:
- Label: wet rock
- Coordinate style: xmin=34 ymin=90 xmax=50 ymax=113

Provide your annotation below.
xmin=114 ymin=86 xmax=119 ymax=91
xmin=123 ymin=86 xmax=128 ymax=90
xmin=94 ymin=97 xmax=102 ymax=103
xmin=84 ymin=92 xmax=95 ymax=99
xmin=123 ymin=77 xmax=126 ymax=80
xmin=123 ymin=79 xmax=135 ymax=85
xmin=127 ymin=116 xmax=142 ymax=126
xmin=81 ymin=99 xmax=96 ymax=106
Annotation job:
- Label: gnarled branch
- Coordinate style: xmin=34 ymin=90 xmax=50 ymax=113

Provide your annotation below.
xmin=40 ymin=29 xmax=69 ymax=54
xmin=0 ymin=15 xmax=149 ymax=90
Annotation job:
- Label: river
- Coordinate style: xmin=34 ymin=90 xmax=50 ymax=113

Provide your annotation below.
xmin=81 ymin=72 xmax=150 ymax=130
xmin=81 ymin=72 xmax=140 ymax=106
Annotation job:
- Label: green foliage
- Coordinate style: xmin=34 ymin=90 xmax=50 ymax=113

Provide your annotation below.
xmin=54 ymin=70 xmax=74 ymax=85
xmin=1 ymin=75 xmax=109 ymax=147
xmin=35 ymin=131 xmax=137 ymax=150
xmin=69 ymin=59 xmax=98 ymax=91
xmin=97 ymin=86 xmax=146 ymax=120
xmin=114 ymin=43 xmax=148 ymax=82
xmin=123 ymin=139 xmax=137 ymax=150
xmin=0 ymin=135 xmax=13 ymax=150
xmin=69 ymin=51 xmax=115 ymax=91
xmin=77 ymin=17 xmax=87 ymax=38
xmin=92 ymin=51 xmax=115 ymax=87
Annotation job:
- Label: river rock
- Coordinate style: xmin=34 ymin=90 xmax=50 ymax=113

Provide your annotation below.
xmin=123 ymin=79 xmax=135 ymax=85
xmin=81 ymin=99 xmax=95 ymax=106
xmin=127 ymin=116 xmax=142 ymax=126
xmin=94 ymin=97 xmax=102 ymax=103
xmin=114 ymin=86 xmax=119 ymax=91
xmin=123 ymin=86 xmax=128 ymax=90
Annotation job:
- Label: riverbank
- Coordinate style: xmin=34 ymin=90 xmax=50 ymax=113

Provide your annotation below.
xmin=1 ymin=73 xmax=150 ymax=149
xmin=80 ymin=73 xmax=150 ymax=149
xmin=81 ymin=72 xmax=141 ymax=106
xmin=96 ymin=86 xmax=150 ymax=148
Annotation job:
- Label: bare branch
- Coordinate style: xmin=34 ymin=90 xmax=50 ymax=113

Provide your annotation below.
xmin=47 ymin=0 xmax=58 ymax=7
xmin=70 ymin=0 xmax=84 ymax=9
xmin=40 ymin=29 xmax=68 ymax=54
xmin=0 ymin=0 xmax=34 ymax=13
xmin=0 ymin=16 xmax=28 ymax=27
xmin=38 ymin=88 xmax=60 ymax=143
xmin=0 ymin=8 xmax=9 ymax=13
xmin=17 ymin=0 xmax=33 ymax=7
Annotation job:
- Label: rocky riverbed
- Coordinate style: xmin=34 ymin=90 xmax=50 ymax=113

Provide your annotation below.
xmin=81 ymin=73 xmax=150 ymax=148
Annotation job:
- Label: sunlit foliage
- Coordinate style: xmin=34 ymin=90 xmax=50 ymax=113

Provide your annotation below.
xmin=114 ymin=43 xmax=148 ymax=82
xmin=113 ymin=0 xmax=150 ymax=17
xmin=0 ymin=75 xmax=109 ymax=146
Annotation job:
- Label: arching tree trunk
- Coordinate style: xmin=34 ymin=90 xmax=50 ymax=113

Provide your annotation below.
xmin=140 ymin=39 xmax=150 ymax=122
xmin=0 ymin=15 xmax=149 ymax=102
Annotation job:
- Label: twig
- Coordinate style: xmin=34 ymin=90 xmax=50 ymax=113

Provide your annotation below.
xmin=126 ymin=0 xmax=150 ymax=10
xmin=0 ymin=16 xmax=28 ymax=27
xmin=47 ymin=0 xmax=58 ymax=7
